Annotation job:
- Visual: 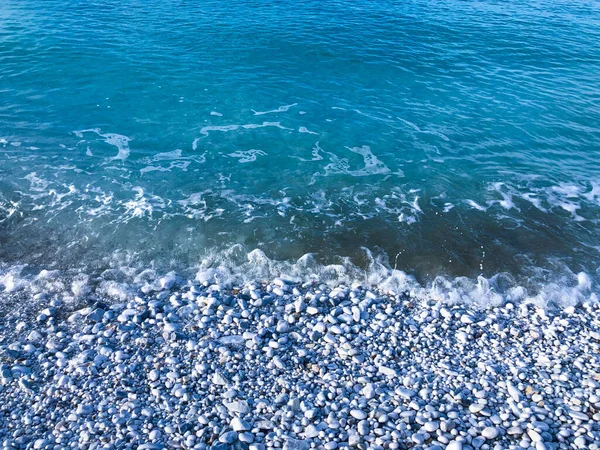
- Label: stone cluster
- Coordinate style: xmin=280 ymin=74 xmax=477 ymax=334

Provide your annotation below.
xmin=0 ymin=277 xmax=599 ymax=450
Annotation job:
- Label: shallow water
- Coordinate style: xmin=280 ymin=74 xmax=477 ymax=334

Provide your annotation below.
xmin=1 ymin=0 xmax=600 ymax=304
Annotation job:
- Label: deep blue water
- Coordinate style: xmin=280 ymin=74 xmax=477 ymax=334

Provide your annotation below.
xmin=1 ymin=0 xmax=600 ymax=304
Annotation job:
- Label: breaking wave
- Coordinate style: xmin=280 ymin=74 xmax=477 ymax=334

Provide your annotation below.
xmin=0 ymin=246 xmax=596 ymax=314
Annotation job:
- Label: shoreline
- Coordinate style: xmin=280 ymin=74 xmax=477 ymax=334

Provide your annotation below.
xmin=1 ymin=278 xmax=599 ymax=450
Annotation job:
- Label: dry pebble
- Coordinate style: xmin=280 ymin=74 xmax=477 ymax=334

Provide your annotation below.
xmin=0 ymin=277 xmax=599 ymax=450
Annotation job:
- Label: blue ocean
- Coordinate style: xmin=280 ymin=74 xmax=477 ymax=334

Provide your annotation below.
xmin=1 ymin=0 xmax=599 ymax=305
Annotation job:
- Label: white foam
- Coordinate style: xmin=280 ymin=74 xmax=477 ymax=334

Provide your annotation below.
xmin=24 ymin=172 xmax=49 ymax=192
xmin=0 ymin=265 xmax=28 ymax=293
xmin=298 ymin=126 xmax=318 ymax=135
xmin=552 ymin=183 xmax=583 ymax=197
xmin=322 ymin=145 xmax=390 ymax=177
xmin=138 ymin=149 xmax=205 ymax=174
xmin=122 ymin=187 xmax=168 ymax=221
xmin=0 ymin=197 xmax=19 ymax=223
xmin=210 ymin=111 xmax=223 ymax=117
xmin=519 ymin=192 xmax=545 ymax=211
xmin=192 ymin=247 xmax=599 ymax=309
xmin=251 ymin=103 xmax=298 ymax=115
xmin=465 ymin=199 xmax=488 ymax=211
xmin=227 ymin=149 xmax=267 ymax=163
xmin=177 ymin=192 xmax=224 ymax=221
xmin=0 ymin=246 xmax=597 ymax=311
xmin=195 ymin=122 xmax=293 ymax=141
xmin=290 ymin=141 xmax=325 ymax=162
xmin=443 ymin=203 xmax=454 ymax=212
xmin=74 ymin=129 xmax=131 ymax=162
xmin=487 ymin=182 xmax=517 ymax=210
xmin=412 ymin=196 xmax=422 ymax=213
xmin=480 ymin=178 xmax=600 ymax=223
xmin=373 ymin=188 xmax=422 ymax=224
xmin=584 ymin=181 xmax=600 ymax=205
xmin=140 ymin=161 xmax=191 ymax=174
xmin=48 ymin=184 xmax=77 ymax=202
xmin=346 ymin=146 xmax=391 ymax=176
xmin=86 ymin=191 xmax=114 ymax=217
xmin=140 ymin=149 xmax=183 ymax=163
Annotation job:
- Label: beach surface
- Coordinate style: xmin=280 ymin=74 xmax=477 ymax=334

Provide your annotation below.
xmin=1 ymin=277 xmax=599 ymax=450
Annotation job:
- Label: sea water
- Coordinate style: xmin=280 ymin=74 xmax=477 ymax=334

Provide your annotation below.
xmin=1 ymin=0 xmax=599 ymax=306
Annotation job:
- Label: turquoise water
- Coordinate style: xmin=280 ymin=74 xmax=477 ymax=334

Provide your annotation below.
xmin=1 ymin=0 xmax=600 ymax=303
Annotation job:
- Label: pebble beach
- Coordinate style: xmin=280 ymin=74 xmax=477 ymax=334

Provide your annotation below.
xmin=2 ymin=1 xmax=600 ymax=449
xmin=1 ymin=277 xmax=599 ymax=450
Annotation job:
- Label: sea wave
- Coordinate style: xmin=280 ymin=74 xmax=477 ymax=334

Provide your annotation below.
xmin=0 ymin=246 xmax=596 ymax=314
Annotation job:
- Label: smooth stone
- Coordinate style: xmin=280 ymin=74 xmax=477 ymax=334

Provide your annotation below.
xmin=472 ymin=436 xmax=486 ymax=448
xmin=569 ymin=410 xmax=589 ymax=421
xmin=211 ymin=445 xmax=229 ymax=450
xmin=304 ymin=425 xmax=319 ymax=438
xmin=363 ymin=383 xmax=376 ymax=399
xmin=276 ymin=321 xmax=290 ymax=333
xmin=224 ymin=400 xmax=250 ymax=415
xmin=329 ymin=325 xmax=343 ymax=334
xmin=231 ymin=417 xmax=251 ymax=432
xmin=446 ymin=441 xmax=463 ymax=450
xmin=506 ymin=381 xmax=521 ymax=402
xmin=223 ymin=388 xmax=237 ymax=399
xmin=507 ymin=426 xmax=523 ymax=435
xmin=18 ymin=379 xmax=33 ymax=393
xmin=396 ymin=387 xmax=415 ymax=399
xmin=149 ymin=430 xmax=162 ymax=440
xmin=482 ymin=427 xmax=499 ymax=439
xmin=33 ymin=440 xmax=47 ymax=449
xmin=469 ymin=403 xmax=485 ymax=414
xmin=357 ymin=420 xmax=369 ymax=435
xmin=440 ymin=308 xmax=452 ymax=318
xmin=255 ymin=420 xmax=274 ymax=430
xmin=27 ymin=331 xmax=43 ymax=342
xmin=379 ymin=366 xmax=397 ymax=377
xmin=527 ymin=429 xmax=542 ymax=442
xmin=411 ymin=433 xmax=425 ymax=445
xmin=283 ymin=438 xmax=310 ymax=450
xmin=219 ymin=335 xmax=245 ymax=346
xmin=348 ymin=434 xmax=361 ymax=447
xmin=164 ymin=323 xmax=180 ymax=332
xmin=239 ymin=432 xmax=254 ymax=443
xmin=424 ymin=421 xmax=439 ymax=432
xmin=304 ymin=408 xmax=318 ymax=420
xmin=218 ymin=431 xmax=238 ymax=443
xmin=350 ymin=409 xmax=367 ymax=420
xmin=149 ymin=369 xmax=160 ymax=382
